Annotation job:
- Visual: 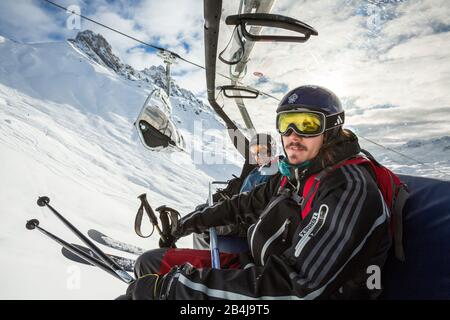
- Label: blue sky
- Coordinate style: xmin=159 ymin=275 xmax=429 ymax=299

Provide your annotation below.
xmin=1 ymin=0 xmax=449 ymax=140
xmin=0 ymin=1 xmax=204 ymax=63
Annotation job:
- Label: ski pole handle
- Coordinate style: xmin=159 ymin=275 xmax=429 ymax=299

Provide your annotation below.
xmin=137 ymin=194 xmax=167 ymax=242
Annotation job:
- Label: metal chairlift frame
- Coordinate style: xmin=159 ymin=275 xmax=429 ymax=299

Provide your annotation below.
xmin=228 ymin=0 xmax=277 ymax=132
xmin=203 ymin=0 xmax=318 ymax=160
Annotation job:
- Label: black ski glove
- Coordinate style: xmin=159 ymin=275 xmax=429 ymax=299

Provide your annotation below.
xmin=124 ymin=274 xmax=163 ymax=300
xmin=156 ymin=205 xmax=181 ymax=248
xmin=170 ymin=210 xmax=202 ymax=239
xmin=158 ymin=235 xmax=177 ymax=248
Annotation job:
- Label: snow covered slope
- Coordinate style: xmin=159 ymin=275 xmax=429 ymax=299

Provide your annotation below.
xmin=0 ymin=31 xmax=242 ymax=299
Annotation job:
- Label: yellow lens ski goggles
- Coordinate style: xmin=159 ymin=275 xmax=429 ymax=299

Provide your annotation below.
xmin=276 ymin=110 xmax=344 ymax=137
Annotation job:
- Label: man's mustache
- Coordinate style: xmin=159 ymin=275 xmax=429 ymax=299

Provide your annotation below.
xmin=285 ymin=141 xmax=307 ymax=150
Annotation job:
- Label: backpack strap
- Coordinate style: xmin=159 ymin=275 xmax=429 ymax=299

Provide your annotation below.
xmin=278 ymin=175 xmax=289 ymax=194
xmin=361 ymin=150 xmax=409 ymax=261
xmin=300 ymin=156 xmax=370 ymax=219
xmin=298 ymin=154 xmax=409 ymax=261
xmin=300 ymin=169 xmax=330 ymax=219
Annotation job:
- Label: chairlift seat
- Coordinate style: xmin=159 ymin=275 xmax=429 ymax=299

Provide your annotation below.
xmin=381 ymin=174 xmax=450 ymax=299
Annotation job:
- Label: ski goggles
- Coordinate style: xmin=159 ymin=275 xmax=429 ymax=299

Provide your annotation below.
xmin=276 ymin=110 xmax=345 ymax=137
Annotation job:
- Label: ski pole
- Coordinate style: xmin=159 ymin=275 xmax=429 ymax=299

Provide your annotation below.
xmin=208 ymin=181 xmax=228 ymax=269
xmin=36 ymin=196 xmax=134 ymax=283
xmin=25 ymin=219 xmax=131 ymax=283
xmin=136 ymin=194 xmax=168 ymax=243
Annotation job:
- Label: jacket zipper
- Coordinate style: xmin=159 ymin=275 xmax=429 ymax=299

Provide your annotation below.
xmin=250 ymin=169 xmax=307 ymax=263
xmin=281 ymin=217 xmax=292 ymax=243
xmin=260 ymin=218 xmax=291 ymax=266
xmin=249 ymin=194 xmax=287 ymax=260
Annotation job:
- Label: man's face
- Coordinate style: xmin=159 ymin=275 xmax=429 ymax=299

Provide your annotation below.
xmin=282 ymin=130 xmax=324 ymax=165
xmin=250 ymin=145 xmax=271 ymax=167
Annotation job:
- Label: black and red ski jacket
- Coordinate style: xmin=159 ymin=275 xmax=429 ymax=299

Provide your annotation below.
xmin=162 ymin=133 xmax=392 ymax=299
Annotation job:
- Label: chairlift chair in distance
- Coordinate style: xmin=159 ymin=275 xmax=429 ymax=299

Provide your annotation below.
xmin=134 ymin=88 xmax=185 ymax=151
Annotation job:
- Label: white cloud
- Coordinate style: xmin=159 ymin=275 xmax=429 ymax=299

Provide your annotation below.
xmin=0 ymin=0 xmax=66 ymax=42
xmin=124 ymin=48 xmax=162 ymax=71
xmin=213 ymin=0 xmax=450 ymax=141
xmin=383 ymin=0 xmax=450 ymax=39
xmin=133 ymin=0 xmax=203 ymax=41
xmin=172 ymin=67 xmax=207 ymax=97
xmin=131 ymin=0 xmax=205 ymax=65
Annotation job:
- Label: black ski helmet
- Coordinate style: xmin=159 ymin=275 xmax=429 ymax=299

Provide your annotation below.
xmin=276 ymin=85 xmax=345 ymax=139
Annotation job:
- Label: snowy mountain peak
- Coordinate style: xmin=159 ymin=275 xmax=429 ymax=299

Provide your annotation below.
xmin=69 ymin=30 xmax=138 ymax=79
xmin=68 ymin=30 xmax=206 ymax=110
xmin=71 ymin=30 xmax=112 ymax=54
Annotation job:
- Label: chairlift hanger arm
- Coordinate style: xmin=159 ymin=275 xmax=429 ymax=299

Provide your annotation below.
xmin=218 ymin=85 xmax=260 ymax=99
xmin=226 ymin=13 xmax=318 ymax=42
xmin=229 ymin=0 xmax=276 ymax=77
xmin=225 ymin=0 xmax=276 ymax=131
xmin=204 ymin=0 xmax=250 ymax=160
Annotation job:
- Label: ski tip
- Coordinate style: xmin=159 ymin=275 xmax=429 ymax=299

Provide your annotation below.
xmin=61 ymin=245 xmax=95 ymax=267
xmin=87 ymin=229 xmax=105 ymax=238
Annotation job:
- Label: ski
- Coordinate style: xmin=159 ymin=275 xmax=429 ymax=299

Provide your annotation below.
xmin=87 ymin=229 xmax=146 ymax=255
xmin=62 ymin=243 xmax=135 ymax=272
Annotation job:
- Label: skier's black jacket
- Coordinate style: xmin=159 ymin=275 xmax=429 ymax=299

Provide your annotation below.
xmin=162 ymin=133 xmax=392 ymax=299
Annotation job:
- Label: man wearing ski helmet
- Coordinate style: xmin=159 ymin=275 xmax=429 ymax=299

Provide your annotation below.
xmin=124 ymin=85 xmax=391 ymax=300
xmin=240 ymin=133 xmax=277 ymax=193
xmin=192 ymin=133 xmax=278 ymax=249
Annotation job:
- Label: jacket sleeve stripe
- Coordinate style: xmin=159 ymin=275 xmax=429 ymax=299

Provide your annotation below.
xmin=296 ymin=164 xmax=365 ymax=282
xmin=306 ymin=164 xmax=369 ymax=288
xmin=295 ymin=209 xmax=388 ymax=299
xmin=176 ymin=273 xmax=303 ymax=300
